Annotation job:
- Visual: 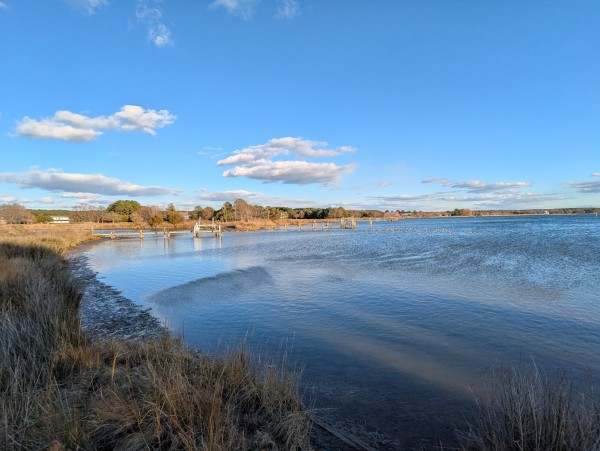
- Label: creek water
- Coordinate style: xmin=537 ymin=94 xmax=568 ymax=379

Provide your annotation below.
xmin=83 ymin=215 xmax=600 ymax=448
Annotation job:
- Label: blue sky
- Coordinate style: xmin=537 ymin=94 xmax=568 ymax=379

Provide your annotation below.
xmin=1 ymin=0 xmax=599 ymax=211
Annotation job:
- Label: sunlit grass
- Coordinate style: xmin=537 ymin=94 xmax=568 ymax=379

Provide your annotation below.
xmin=0 ymin=227 xmax=312 ymax=450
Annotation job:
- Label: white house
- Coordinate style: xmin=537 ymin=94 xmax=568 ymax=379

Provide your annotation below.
xmin=51 ymin=216 xmax=71 ymax=223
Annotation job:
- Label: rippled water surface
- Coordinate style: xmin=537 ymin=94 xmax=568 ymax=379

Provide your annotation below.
xmin=84 ymin=216 xmax=600 ymax=447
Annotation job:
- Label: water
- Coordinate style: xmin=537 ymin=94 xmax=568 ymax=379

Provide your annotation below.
xmin=83 ymin=215 xmax=600 ymax=448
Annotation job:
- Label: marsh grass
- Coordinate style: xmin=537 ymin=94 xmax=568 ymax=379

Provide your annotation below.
xmin=0 ymin=228 xmax=312 ymax=450
xmin=458 ymin=361 xmax=600 ymax=451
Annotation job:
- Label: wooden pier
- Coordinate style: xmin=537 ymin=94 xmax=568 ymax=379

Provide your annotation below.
xmin=93 ymin=220 xmax=222 ymax=240
xmin=340 ymin=218 xmax=357 ymax=229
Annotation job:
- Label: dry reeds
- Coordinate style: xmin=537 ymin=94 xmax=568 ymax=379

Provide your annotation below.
xmin=458 ymin=361 xmax=600 ymax=451
xmin=0 ymin=232 xmax=312 ymax=449
xmin=0 ymin=224 xmax=98 ymax=253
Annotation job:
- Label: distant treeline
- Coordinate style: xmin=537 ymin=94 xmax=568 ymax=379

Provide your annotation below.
xmin=1 ymin=199 xmax=598 ymax=225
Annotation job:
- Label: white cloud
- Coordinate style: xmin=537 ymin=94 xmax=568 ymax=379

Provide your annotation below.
xmin=0 ymin=195 xmax=16 ymax=203
xmin=210 ymin=0 xmax=259 ymax=20
xmin=0 ymin=2 xmax=9 ymax=11
xmin=54 ymin=110 xmax=118 ymax=129
xmin=16 ymin=105 xmax=175 ymax=142
xmin=217 ymin=137 xmax=357 ymax=186
xmin=0 ymin=169 xmax=180 ymax=197
xmin=276 ymin=0 xmax=299 ymax=19
xmin=136 ymin=1 xmax=173 ymax=47
xmin=223 ymin=161 xmax=356 ymax=185
xmin=113 ymin=105 xmax=175 ymax=135
xmin=64 ymin=0 xmax=109 ymax=15
xmin=17 ymin=118 xmax=102 ymax=142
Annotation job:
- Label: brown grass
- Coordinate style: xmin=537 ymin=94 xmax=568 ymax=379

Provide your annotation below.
xmin=458 ymin=361 xmax=600 ymax=451
xmin=0 ymin=224 xmax=98 ymax=253
xmin=0 ymin=228 xmax=312 ymax=450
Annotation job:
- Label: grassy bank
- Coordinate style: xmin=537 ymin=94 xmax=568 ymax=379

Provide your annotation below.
xmin=459 ymin=362 xmax=600 ymax=451
xmin=0 ymin=226 xmax=311 ymax=450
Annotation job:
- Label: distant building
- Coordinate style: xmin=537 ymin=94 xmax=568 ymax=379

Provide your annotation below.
xmin=51 ymin=216 xmax=71 ymax=223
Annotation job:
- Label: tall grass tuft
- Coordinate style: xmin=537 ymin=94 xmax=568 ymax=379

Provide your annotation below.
xmin=0 ymin=231 xmax=312 ymax=450
xmin=458 ymin=361 xmax=600 ymax=451
xmin=0 ymin=243 xmax=84 ymax=448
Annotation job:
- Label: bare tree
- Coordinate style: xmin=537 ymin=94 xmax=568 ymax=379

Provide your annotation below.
xmin=0 ymin=204 xmax=34 ymax=224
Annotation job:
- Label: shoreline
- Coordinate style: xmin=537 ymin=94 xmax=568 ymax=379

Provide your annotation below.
xmin=70 ymin=252 xmax=169 ymax=342
xmin=71 ymin=242 xmax=381 ymax=450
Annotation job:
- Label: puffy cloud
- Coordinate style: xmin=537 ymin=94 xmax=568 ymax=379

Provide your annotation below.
xmin=16 ymin=105 xmax=175 ymax=141
xmin=64 ymin=0 xmax=108 ymax=15
xmin=136 ymin=1 xmax=173 ymax=47
xmin=565 ymin=173 xmax=600 ymax=193
xmin=223 ymin=161 xmax=356 ymax=185
xmin=217 ymin=137 xmax=357 ymax=186
xmin=218 ymin=137 xmax=354 ymax=166
xmin=276 ymin=0 xmax=299 ymax=19
xmin=54 ymin=110 xmax=118 ymax=129
xmin=210 ymin=0 xmax=259 ymax=20
xmin=0 ymin=169 xmax=180 ymax=197
xmin=17 ymin=118 xmax=101 ymax=142
xmin=113 ymin=105 xmax=175 ymax=135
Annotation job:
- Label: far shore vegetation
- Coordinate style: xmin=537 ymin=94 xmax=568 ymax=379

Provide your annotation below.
xmin=1 ymin=198 xmax=599 ymax=231
xmin=1 ymin=211 xmax=599 ymax=449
